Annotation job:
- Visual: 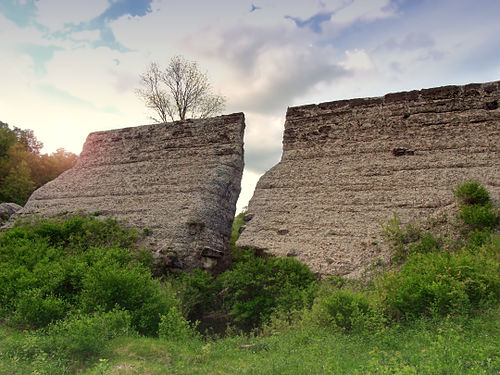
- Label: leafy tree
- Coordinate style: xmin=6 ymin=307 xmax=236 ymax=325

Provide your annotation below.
xmin=136 ymin=56 xmax=226 ymax=122
xmin=13 ymin=127 xmax=43 ymax=154
xmin=0 ymin=121 xmax=17 ymax=157
xmin=0 ymin=161 xmax=35 ymax=204
xmin=0 ymin=121 xmax=77 ymax=205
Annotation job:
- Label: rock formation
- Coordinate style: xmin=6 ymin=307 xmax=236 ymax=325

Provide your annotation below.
xmin=0 ymin=202 xmax=22 ymax=223
xmin=11 ymin=113 xmax=245 ymax=272
xmin=237 ymin=81 xmax=500 ymax=277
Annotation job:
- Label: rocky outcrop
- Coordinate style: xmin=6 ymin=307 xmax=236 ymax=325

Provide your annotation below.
xmin=11 ymin=113 xmax=245 ymax=273
xmin=0 ymin=203 xmax=22 ymax=223
xmin=237 ymin=81 xmax=500 ymax=277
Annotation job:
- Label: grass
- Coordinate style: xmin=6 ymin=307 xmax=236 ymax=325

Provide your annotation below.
xmin=74 ymin=307 xmax=499 ymax=375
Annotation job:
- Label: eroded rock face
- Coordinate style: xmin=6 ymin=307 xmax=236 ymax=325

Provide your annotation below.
xmin=12 ymin=113 xmax=245 ymax=273
xmin=0 ymin=203 xmax=22 ymax=222
xmin=237 ymin=81 xmax=500 ymax=277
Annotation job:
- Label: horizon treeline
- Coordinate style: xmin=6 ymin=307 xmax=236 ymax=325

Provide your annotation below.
xmin=0 ymin=121 xmax=78 ymax=206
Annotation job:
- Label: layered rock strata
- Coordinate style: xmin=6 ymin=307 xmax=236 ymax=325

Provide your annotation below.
xmin=13 ymin=113 xmax=245 ymax=272
xmin=237 ymin=81 xmax=500 ymax=277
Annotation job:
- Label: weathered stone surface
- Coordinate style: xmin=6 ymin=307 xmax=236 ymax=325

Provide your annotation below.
xmin=0 ymin=203 xmax=22 ymax=222
xmin=10 ymin=113 xmax=245 ymax=272
xmin=237 ymin=81 xmax=500 ymax=277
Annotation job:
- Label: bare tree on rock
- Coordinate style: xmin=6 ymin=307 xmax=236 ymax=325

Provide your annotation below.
xmin=136 ymin=56 xmax=226 ymax=122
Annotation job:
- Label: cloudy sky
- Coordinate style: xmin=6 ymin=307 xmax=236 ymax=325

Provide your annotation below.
xmin=1 ymin=0 xmax=499 ymax=211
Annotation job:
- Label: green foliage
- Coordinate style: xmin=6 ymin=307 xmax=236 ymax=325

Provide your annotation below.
xmin=74 ymin=307 xmax=498 ymax=374
xmin=377 ymin=246 xmax=500 ymax=319
xmin=9 ymin=214 xmax=139 ymax=251
xmin=383 ymin=214 xmax=443 ymax=263
xmin=0 ymin=159 xmax=35 ymax=205
xmin=217 ymin=256 xmax=317 ymax=327
xmin=4 ymin=309 xmax=132 ymax=367
xmin=0 ymin=215 xmax=175 ymax=336
xmin=309 ymin=288 xmax=384 ymax=333
xmin=79 ymin=258 xmax=173 ymax=336
xmin=0 ymin=121 xmax=77 ymax=205
xmin=229 ymin=210 xmax=257 ymax=263
xmin=230 ymin=211 xmax=246 ymax=248
xmin=158 ymin=306 xmax=199 ymax=341
xmin=170 ymin=268 xmax=216 ymax=319
xmin=42 ymin=309 xmax=133 ymax=361
xmin=12 ymin=289 xmax=69 ymax=329
xmin=459 ymin=203 xmax=499 ymax=230
xmin=454 ymin=181 xmax=490 ymax=206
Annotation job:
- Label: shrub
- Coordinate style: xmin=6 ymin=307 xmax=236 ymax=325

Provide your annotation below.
xmin=79 ymin=258 xmax=174 ymax=336
xmin=42 ymin=309 xmax=132 ymax=361
xmin=454 ymin=181 xmax=490 ymax=206
xmin=230 ymin=211 xmax=246 ymax=248
xmin=466 ymin=228 xmax=493 ymax=249
xmin=4 ymin=309 xmax=133 ymax=364
xmin=0 ymin=215 xmax=174 ymax=336
xmin=217 ymin=256 xmax=317 ymax=327
xmin=377 ymin=248 xmax=500 ymax=319
xmin=170 ymin=268 xmax=216 ymax=320
xmin=9 ymin=214 xmax=138 ymax=253
xmin=383 ymin=214 xmax=442 ymax=263
xmin=309 ymin=289 xmax=382 ymax=332
xmin=12 ymin=289 xmax=68 ymax=329
xmin=459 ymin=203 xmax=499 ymax=230
xmin=158 ymin=306 xmax=198 ymax=341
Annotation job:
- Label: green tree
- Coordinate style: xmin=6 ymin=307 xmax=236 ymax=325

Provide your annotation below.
xmin=0 ymin=160 xmax=35 ymax=205
xmin=0 ymin=121 xmax=77 ymax=205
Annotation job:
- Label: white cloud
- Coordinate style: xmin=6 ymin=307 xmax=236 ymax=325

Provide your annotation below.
xmin=340 ymin=48 xmax=375 ymax=72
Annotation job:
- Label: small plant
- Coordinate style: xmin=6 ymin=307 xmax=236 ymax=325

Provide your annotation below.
xmin=383 ymin=214 xmax=442 ymax=263
xmin=454 ymin=181 xmax=490 ymax=206
xmin=158 ymin=306 xmax=198 ymax=341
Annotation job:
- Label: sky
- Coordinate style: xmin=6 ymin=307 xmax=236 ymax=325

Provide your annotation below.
xmin=1 ymin=0 xmax=499 ymax=212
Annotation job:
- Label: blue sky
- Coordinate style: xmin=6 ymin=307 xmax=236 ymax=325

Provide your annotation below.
xmin=1 ymin=0 xmax=499 ymax=210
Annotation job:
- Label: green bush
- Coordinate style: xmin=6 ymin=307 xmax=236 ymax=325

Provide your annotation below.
xmin=0 ymin=215 xmax=176 ymax=336
xmin=79 ymin=257 xmax=174 ymax=336
xmin=158 ymin=306 xmax=198 ymax=341
xmin=309 ymin=289 xmax=382 ymax=332
xmin=466 ymin=228 xmax=493 ymax=248
xmin=3 ymin=309 xmax=133 ymax=365
xmin=383 ymin=214 xmax=442 ymax=263
xmin=454 ymin=181 xmax=490 ymax=206
xmin=377 ymin=247 xmax=500 ymax=319
xmin=217 ymin=256 xmax=317 ymax=327
xmin=12 ymin=289 xmax=68 ymax=329
xmin=170 ymin=268 xmax=216 ymax=320
xmin=459 ymin=203 xmax=499 ymax=230
xmin=45 ymin=309 xmax=133 ymax=361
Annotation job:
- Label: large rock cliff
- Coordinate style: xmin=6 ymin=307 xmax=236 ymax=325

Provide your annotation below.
xmin=13 ymin=113 xmax=245 ymax=273
xmin=237 ymin=81 xmax=500 ymax=277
